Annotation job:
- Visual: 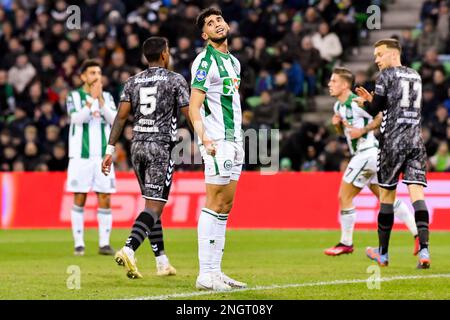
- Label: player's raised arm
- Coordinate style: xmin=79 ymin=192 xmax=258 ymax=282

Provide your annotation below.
xmin=354 ymin=89 xmax=387 ymax=118
xmin=102 ymin=101 xmax=131 ymax=175
xmin=101 ymin=93 xmax=118 ymax=125
xmin=66 ymin=92 xmax=92 ymax=124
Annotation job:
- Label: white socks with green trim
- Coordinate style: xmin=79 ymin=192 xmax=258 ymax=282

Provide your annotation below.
xmin=97 ymin=208 xmax=112 ymax=247
xmin=340 ymin=208 xmax=356 ymax=246
xmin=198 ymin=208 xmax=229 ymax=277
xmin=71 ymin=205 xmax=85 ymax=248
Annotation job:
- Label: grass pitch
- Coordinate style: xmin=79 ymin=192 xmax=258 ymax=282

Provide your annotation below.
xmin=0 ymin=229 xmax=449 ymax=300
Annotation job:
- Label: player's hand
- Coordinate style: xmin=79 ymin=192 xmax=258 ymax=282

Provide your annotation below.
xmin=203 ymin=139 xmax=217 ymax=157
xmin=355 ymin=86 xmax=373 ymax=102
xmin=102 ymin=155 xmax=113 ymax=176
xmin=352 ymin=96 xmax=367 ymax=107
xmin=89 ymin=79 xmax=103 ymax=100
xmin=332 ymin=114 xmax=342 ymax=126
xmin=342 ymin=120 xmax=365 ymax=139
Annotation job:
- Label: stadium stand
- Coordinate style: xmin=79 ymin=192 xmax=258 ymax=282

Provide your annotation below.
xmin=0 ymin=0 xmax=449 ymax=173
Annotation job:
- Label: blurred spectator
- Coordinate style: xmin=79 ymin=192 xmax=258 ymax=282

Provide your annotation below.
xmin=354 ymin=70 xmax=375 ymax=93
xmin=422 ymin=85 xmax=440 ymax=122
xmin=171 ymin=37 xmax=196 ymax=81
xmin=432 ymin=69 xmax=448 ymax=102
xmin=21 ymin=142 xmax=43 ymax=171
xmin=429 ymin=141 xmax=450 ymax=172
xmin=19 ymin=81 xmax=44 ymax=118
xmin=303 ymin=7 xmax=322 ymax=35
xmin=417 ymin=19 xmax=442 ymax=57
xmin=281 ymin=57 xmax=303 ymax=97
xmin=312 ymin=22 xmax=343 ymax=62
xmin=318 ymin=138 xmax=345 ymax=171
xmin=427 ymin=105 xmax=449 ymax=140
xmin=42 ymin=125 xmax=62 ymax=156
xmin=301 ymin=145 xmax=320 ymax=171
xmin=297 ymin=36 xmax=322 ymax=97
xmin=280 ymin=20 xmax=306 ymax=58
xmin=240 ymin=9 xmax=270 ymax=41
xmin=8 ymin=107 xmax=32 ymax=138
xmin=399 ymin=29 xmax=418 ymax=67
xmin=280 ymin=157 xmax=293 ymax=172
xmin=316 ymin=0 xmax=339 ymax=23
xmin=436 ymin=1 xmax=449 ymax=42
xmin=442 ymin=86 xmax=450 ymax=114
xmin=312 ymin=22 xmax=342 ymax=84
xmin=0 ymin=69 xmax=15 ymax=117
xmin=332 ymin=0 xmax=358 ymax=56
xmin=24 ymin=125 xmax=39 ymax=144
xmin=420 ymin=0 xmax=441 ymax=25
xmin=7 ymin=54 xmax=36 ymax=94
xmin=253 ymin=91 xmax=279 ymax=129
xmin=420 ymin=47 xmax=443 ymax=85
xmin=422 ymin=127 xmax=440 ymax=156
xmin=47 ymin=142 xmax=69 ymax=171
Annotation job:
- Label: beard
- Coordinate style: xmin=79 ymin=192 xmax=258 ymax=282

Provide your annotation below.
xmin=209 ymin=31 xmax=228 ymax=44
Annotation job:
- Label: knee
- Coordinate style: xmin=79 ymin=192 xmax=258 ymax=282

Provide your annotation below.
xmin=221 ymin=200 xmax=234 ymax=214
xmin=206 ymin=199 xmax=233 ymax=214
xmin=338 ymin=193 xmax=352 ymax=208
xmin=97 ymin=193 xmax=111 ymax=208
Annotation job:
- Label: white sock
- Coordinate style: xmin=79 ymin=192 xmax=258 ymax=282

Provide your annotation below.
xmin=340 ymin=208 xmax=356 ymax=246
xmin=211 ymin=213 xmax=228 ymax=274
xmin=394 ymin=199 xmax=418 ymax=236
xmin=198 ymin=208 xmax=217 ymax=277
xmin=71 ymin=205 xmax=85 ymax=248
xmin=123 ymin=246 xmax=135 ymax=257
xmin=97 ymin=208 xmax=112 ymax=247
xmin=156 ymin=254 xmax=169 ymax=266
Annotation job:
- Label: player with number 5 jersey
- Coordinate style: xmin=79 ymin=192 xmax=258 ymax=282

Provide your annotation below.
xmin=102 ymin=37 xmax=190 ymax=279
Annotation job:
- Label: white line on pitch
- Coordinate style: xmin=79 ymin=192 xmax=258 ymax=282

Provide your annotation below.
xmin=127 ymin=273 xmax=450 ymax=300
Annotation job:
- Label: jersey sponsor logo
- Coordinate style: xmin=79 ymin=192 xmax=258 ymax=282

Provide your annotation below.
xmin=134 ymin=76 xmax=168 ymax=83
xmin=195 ymin=70 xmax=207 ymax=82
xmin=223 ymin=78 xmax=240 ymax=95
xmin=146 ymin=183 xmax=163 ymax=191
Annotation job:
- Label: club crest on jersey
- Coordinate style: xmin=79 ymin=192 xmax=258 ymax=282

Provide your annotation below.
xmin=224 ymin=160 xmax=233 ymax=170
xmin=195 ymin=69 xmax=207 ymax=81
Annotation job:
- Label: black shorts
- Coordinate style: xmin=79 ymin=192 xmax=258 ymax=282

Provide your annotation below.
xmin=377 ymin=146 xmax=427 ymax=189
xmin=131 ymin=140 xmax=174 ymax=202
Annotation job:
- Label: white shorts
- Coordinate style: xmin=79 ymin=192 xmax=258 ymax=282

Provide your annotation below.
xmin=343 ymin=147 xmax=378 ymax=189
xmin=199 ymin=140 xmax=244 ymax=185
xmin=66 ymin=157 xmax=116 ymax=193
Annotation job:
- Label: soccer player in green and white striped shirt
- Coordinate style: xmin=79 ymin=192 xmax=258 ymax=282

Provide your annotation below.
xmin=324 ymin=67 xmax=418 ymax=257
xmin=66 ymin=59 xmax=117 ymax=256
xmin=189 ymin=8 xmax=246 ymax=291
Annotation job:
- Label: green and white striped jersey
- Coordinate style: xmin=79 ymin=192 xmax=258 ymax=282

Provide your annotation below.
xmin=333 ymin=92 xmax=378 ymax=155
xmin=66 ymin=87 xmax=117 ymax=158
xmin=191 ymin=44 xmax=242 ymax=142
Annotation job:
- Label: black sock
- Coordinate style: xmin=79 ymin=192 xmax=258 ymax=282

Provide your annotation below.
xmin=378 ymin=203 xmax=394 ymax=255
xmin=125 ymin=209 xmax=159 ymax=251
xmin=413 ymin=200 xmax=429 ymax=250
xmin=148 ymin=219 xmax=165 ymax=257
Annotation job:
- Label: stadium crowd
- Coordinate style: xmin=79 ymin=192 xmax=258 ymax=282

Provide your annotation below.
xmin=0 ymin=0 xmax=449 ymax=173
